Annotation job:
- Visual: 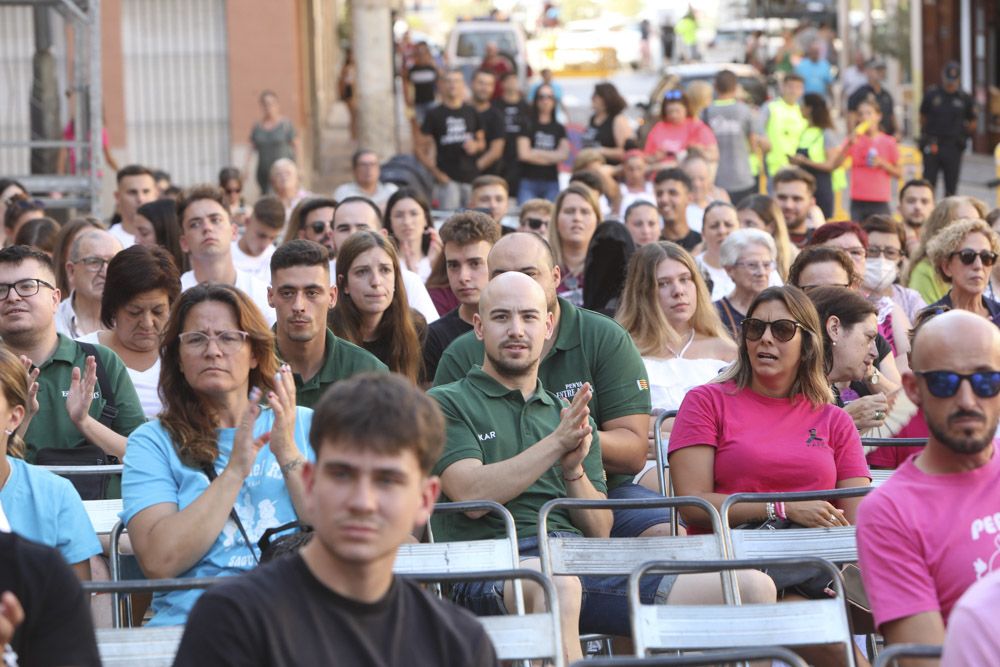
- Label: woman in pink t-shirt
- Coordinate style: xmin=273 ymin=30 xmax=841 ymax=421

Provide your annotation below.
xmin=643 ymin=90 xmax=718 ymax=171
xmin=669 ymin=286 xmax=871 ymax=537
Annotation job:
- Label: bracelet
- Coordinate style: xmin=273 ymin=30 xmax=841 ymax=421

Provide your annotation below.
xmin=279 ymin=457 xmax=305 ymax=476
xmin=765 ymin=502 xmax=777 ymax=522
xmin=563 ymin=469 xmax=586 ymax=482
xmin=776 ymin=501 xmax=786 ymax=520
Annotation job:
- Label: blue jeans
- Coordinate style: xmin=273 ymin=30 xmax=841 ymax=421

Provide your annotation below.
xmin=518 ymin=178 xmax=561 ymax=204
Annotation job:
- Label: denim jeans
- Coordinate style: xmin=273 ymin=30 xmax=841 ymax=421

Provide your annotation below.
xmin=433 ymin=181 xmax=472 ymax=210
xmin=518 ymin=178 xmax=561 ymax=204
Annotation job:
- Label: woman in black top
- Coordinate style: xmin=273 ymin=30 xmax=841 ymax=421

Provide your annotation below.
xmin=580 ymin=82 xmax=634 ymax=166
xmin=516 ymin=83 xmax=570 ymax=203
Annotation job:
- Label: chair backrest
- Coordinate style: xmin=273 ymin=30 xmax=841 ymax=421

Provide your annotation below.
xmin=721 ymin=487 xmax=873 ymax=563
xmin=571 ymin=646 xmax=809 ymax=666
xmin=870 ymin=469 xmax=893 ymax=488
xmin=404 ymin=569 xmax=564 ymax=667
xmin=652 ymin=410 xmax=678 ymax=499
xmin=538 ymin=496 xmax=736 ymax=602
xmin=39 ymin=464 xmax=125 ymax=476
xmin=860 ymin=438 xmax=927 ymax=449
xmin=96 ymin=627 xmax=183 ymax=667
xmin=84 ymin=498 xmax=123 ymax=535
xmin=630 ymin=558 xmax=856 ymax=666
xmin=873 ymin=643 xmax=942 ymax=667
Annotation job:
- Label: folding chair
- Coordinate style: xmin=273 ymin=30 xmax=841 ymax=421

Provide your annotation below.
xmin=405 ymin=569 xmax=564 ymax=667
xmin=571 ymin=646 xmax=809 ymax=666
xmin=861 ymin=438 xmax=927 ymax=488
xmin=873 ymin=643 xmax=942 ymax=667
xmin=83 ymin=498 xmax=123 ymax=536
xmin=651 ymin=410 xmax=678 ymax=500
xmin=629 ymin=558 xmax=857 ymax=666
xmin=39 ymin=464 xmax=125 ymax=476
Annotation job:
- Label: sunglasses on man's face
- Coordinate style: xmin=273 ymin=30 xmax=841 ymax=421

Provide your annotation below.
xmin=950 ymin=249 xmax=998 ymax=267
xmin=742 ymin=318 xmax=804 ymax=343
xmin=915 ymin=370 xmax=1000 ymax=398
xmin=309 ymin=220 xmax=333 ymax=235
xmin=525 ymin=217 xmax=547 ymax=230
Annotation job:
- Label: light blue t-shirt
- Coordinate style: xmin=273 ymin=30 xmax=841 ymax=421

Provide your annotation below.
xmin=0 ymin=456 xmax=102 ymax=565
xmin=120 ymin=406 xmax=314 ymax=626
xmin=794 ymin=58 xmax=834 ymax=97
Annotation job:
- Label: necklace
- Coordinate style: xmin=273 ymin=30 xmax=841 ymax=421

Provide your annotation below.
xmin=665 ymin=329 xmax=696 ymax=359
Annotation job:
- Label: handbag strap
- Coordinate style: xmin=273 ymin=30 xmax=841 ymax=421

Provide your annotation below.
xmin=77 ymin=342 xmax=118 ymax=427
xmin=201 ymin=463 xmax=260 ymax=565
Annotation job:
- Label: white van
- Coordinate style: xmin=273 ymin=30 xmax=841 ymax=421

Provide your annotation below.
xmin=445 ymin=20 xmax=529 ymax=88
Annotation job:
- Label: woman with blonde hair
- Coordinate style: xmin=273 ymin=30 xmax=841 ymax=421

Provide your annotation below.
xmin=905 ymin=196 xmax=988 ymax=303
xmin=121 ymin=283 xmax=312 ymax=625
xmin=550 ymin=184 xmax=601 ymax=307
xmin=735 ymin=194 xmax=795 ymax=281
xmin=329 ymin=231 xmax=424 ymax=382
xmin=927 ymin=218 xmax=1000 ymax=325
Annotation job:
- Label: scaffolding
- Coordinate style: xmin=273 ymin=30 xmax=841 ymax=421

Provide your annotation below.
xmin=0 ymin=0 xmax=101 ymax=213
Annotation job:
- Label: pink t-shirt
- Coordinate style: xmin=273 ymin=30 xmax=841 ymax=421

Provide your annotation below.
xmin=856 ymin=447 xmax=1000 ymax=628
xmin=941 ymin=569 xmax=1000 ymax=666
xmin=845 ymin=132 xmax=899 ymax=203
xmin=643 ymin=119 xmax=717 ymax=159
xmin=669 ymin=382 xmax=870 ymax=533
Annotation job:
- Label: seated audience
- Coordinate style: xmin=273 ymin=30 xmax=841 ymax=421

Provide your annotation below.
xmin=328 ymin=231 xmax=424 ymax=383
xmin=736 ymin=193 xmax=795 ymax=281
xmin=582 ymin=221 xmax=635 ymax=316
xmin=623 ymin=200 xmax=661 ymax=248
xmin=332 ymin=148 xmax=398 ymax=211
xmin=268 ymin=240 xmax=386 ymax=409
xmin=78 ymin=245 xmax=181 ymax=418
xmin=715 ymin=229 xmax=780 ymax=339
xmin=174 ymin=373 xmax=496 ymax=666
xmin=550 ymin=184 xmax=601 ymax=307
xmin=470 ymin=175 xmax=511 ymax=225
xmin=518 ymin=198 xmax=553 ymax=236
xmin=0 ymin=346 xmax=102 ymax=578
xmin=422 ymin=212 xmax=499 ymax=382
xmin=384 ymin=188 xmax=440 ymax=282
xmin=176 ymin=185 xmax=276 ymax=326
xmin=13 ymin=217 xmax=59 ymax=256
xmin=230 ymin=196 xmax=285 ymax=282
xmin=906 ymin=196 xmax=989 ymax=304
xmin=857 ymin=310 xmax=1000 ymax=650
xmin=926 ymin=218 xmax=1000 ymax=326
xmin=121 ymin=283 xmax=312 ymax=625
xmin=282 ymin=197 xmax=338 ymax=259
xmin=695 ymin=201 xmax=741 ymax=299
xmin=860 ymin=215 xmax=927 ymax=322
xmin=56 ymin=229 xmax=123 ymax=339
xmin=0 ymin=246 xmax=144 ymax=469
xmin=134 ymin=199 xmax=186 ymax=272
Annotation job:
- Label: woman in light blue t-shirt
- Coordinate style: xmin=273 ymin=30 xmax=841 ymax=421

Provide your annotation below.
xmin=0 ymin=346 xmax=102 ymax=578
xmin=121 ymin=283 xmax=313 ymax=626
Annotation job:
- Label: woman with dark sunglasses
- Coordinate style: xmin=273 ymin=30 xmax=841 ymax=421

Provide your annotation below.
xmin=926 ymin=218 xmax=1000 ymax=327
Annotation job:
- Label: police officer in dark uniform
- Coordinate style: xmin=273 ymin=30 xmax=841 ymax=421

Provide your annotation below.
xmin=919 ymin=61 xmax=977 ymax=197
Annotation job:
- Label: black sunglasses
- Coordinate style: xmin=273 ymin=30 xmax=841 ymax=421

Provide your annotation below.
xmin=915 ymin=370 xmax=1000 ymax=398
xmin=525 ymin=217 xmax=547 ymax=230
xmin=309 ymin=220 xmax=332 ymax=235
xmin=742 ymin=318 xmax=804 ymax=343
xmin=950 ymin=249 xmax=998 ymax=267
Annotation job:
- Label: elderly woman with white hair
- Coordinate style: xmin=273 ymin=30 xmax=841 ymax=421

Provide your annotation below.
xmin=714 ymin=228 xmax=782 ymax=339
xmin=927 ymin=218 xmax=1000 ymax=326
xmin=269 ymin=158 xmax=313 ymax=222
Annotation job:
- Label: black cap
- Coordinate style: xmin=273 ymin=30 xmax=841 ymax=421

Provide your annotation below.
xmin=943 ymin=61 xmax=960 ymax=82
xmin=866 ymin=57 xmax=887 ymax=70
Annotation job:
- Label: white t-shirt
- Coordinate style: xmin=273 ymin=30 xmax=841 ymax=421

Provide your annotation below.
xmin=78 ymin=331 xmax=163 ymax=419
xmin=230 ymin=241 xmax=275 ymax=284
xmin=329 ymin=259 xmax=438 ymax=325
xmin=108 ymin=223 xmax=136 ymax=248
xmin=332 ymin=181 xmax=398 ymax=211
xmin=686 ymin=204 xmax=704 ymax=233
xmin=619 ymin=183 xmax=656 ymax=217
xmin=696 ymin=254 xmax=782 ymax=301
xmin=180 ymin=268 xmax=276 ymax=326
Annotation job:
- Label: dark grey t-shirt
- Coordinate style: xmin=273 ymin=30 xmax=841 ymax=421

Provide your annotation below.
xmin=702 ymin=100 xmax=756 ymax=192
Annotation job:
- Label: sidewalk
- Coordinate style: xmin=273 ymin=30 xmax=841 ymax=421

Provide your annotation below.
xmin=955 ymin=151 xmax=998 ymax=207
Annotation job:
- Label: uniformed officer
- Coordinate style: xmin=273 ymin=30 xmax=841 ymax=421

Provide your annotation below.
xmin=919 ymin=61 xmax=977 ymax=197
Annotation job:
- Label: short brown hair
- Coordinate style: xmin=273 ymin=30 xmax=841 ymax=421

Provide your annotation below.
xmin=309 ymin=372 xmax=444 ymax=474
xmin=471 ymin=175 xmax=508 ymax=194
xmin=788 ymin=246 xmax=858 ymax=288
xmin=176 ymin=184 xmax=228 ymax=225
xmin=252 ymin=196 xmax=286 ymax=230
xmin=101 ymin=245 xmax=182 ymax=329
xmin=519 ymin=199 xmax=554 ymax=224
xmin=861 ymin=214 xmax=907 ymax=255
xmin=772 ymin=166 xmax=816 ymax=194
xmin=439 ymin=211 xmax=501 ymax=247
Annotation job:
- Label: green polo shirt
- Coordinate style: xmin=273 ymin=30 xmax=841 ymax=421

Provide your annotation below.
xmin=277 ymin=329 xmax=388 ymax=409
xmin=429 ymin=367 xmax=606 ymax=542
xmin=433 ymin=298 xmax=651 ymax=490
xmin=24 ymin=335 xmax=146 ymax=496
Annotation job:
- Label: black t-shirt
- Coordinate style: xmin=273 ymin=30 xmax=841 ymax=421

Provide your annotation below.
xmin=581 ymin=114 xmax=621 ymax=165
xmin=0 ymin=533 xmax=100 ymax=667
xmin=847 ymin=85 xmax=896 ymax=135
xmin=477 ymin=105 xmax=506 ymax=175
xmin=498 ymin=100 xmax=531 ymax=165
xmin=422 ymin=308 xmax=474 ymax=382
xmin=920 ymin=86 xmax=975 ymax=142
xmin=519 ymin=118 xmax=567 ymax=182
xmin=665 ymin=228 xmax=702 ymax=252
xmin=408 ymin=64 xmax=438 ymax=105
xmin=174 ymin=554 xmax=498 ymax=667
xmin=421 ymin=103 xmax=482 ymax=183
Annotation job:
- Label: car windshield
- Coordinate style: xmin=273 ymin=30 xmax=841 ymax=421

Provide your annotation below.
xmin=456 ymin=31 xmax=518 ymax=58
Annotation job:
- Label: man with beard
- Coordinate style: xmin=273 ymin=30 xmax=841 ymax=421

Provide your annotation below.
xmin=268 ymin=240 xmax=386 ymax=409
xmin=897 ymin=179 xmax=935 ymax=254
xmin=773 ymin=167 xmax=817 ymax=249
xmin=857 ymin=309 xmax=1000 ymax=650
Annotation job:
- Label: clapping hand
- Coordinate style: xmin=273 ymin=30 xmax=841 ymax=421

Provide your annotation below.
xmin=65 ymin=356 xmax=98 ymax=427
xmin=266 ymin=365 xmax=299 ymax=465
xmin=17 ymin=356 xmax=39 ymax=434
xmin=227 ymin=388 xmax=267 ymax=480
xmin=554 ymin=383 xmax=593 ymax=477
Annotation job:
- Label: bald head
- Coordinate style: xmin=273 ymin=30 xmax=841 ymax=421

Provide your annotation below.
xmin=475 ymin=271 xmax=554 ymax=383
xmin=478 ymin=271 xmax=547 ymax=318
xmin=70 ymin=229 xmax=120 ymax=262
xmin=488 ymin=232 xmax=560 ymax=311
xmin=911 ymin=310 xmax=1000 ymax=371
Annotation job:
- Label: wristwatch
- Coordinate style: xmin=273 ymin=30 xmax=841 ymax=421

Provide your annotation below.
xmin=869 ymin=368 xmax=880 ymax=386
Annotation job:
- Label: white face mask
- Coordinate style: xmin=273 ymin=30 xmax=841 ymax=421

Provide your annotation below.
xmin=863 ymin=257 xmax=898 ymax=292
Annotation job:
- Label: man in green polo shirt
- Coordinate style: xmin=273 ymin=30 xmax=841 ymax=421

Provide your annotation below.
xmin=434 ymin=232 xmax=673 ymax=538
xmin=268 ymin=239 xmax=386 ymax=409
xmin=0 ymin=245 xmax=144 ymax=465
xmin=429 ymin=271 xmax=609 ymax=664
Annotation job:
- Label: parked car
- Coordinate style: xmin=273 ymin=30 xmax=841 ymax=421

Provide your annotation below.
xmin=445 ymin=20 xmax=529 ymax=88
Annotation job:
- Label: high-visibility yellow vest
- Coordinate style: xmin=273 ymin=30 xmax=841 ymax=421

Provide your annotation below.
xmin=765 ymin=98 xmax=807 ymax=176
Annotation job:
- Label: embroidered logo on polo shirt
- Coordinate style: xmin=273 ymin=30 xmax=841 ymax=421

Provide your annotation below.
xmin=478 ymin=431 xmax=497 ymax=441
xmin=637 ymin=379 xmax=649 ymax=391
xmin=805 ymin=429 xmax=825 ymax=446
xmin=555 ymin=381 xmax=585 ymax=401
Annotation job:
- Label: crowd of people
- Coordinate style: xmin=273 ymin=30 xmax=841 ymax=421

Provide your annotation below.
xmin=1 ymin=48 xmax=999 ymax=667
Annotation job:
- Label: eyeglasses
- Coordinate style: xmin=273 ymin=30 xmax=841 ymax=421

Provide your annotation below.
xmin=0 ymin=278 xmax=55 ymax=301
xmin=742 ymin=318 xmax=804 ymax=343
xmin=309 ymin=220 xmax=333 ymax=235
xmin=74 ymin=256 xmax=112 ymax=273
xmin=733 ymin=260 xmax=775 ymax=273
xmin=524 ymin=217 xmax=548 ymax=230
xmin=866 ymin=246 xmax=902 ymax=261
xmin=915 ymin=370 xmax=1000 ymax=398
xmin=949 ymin=249 xmax=998 ymax=267
xmin=800 ymin=283 xmax=851 ymax=291
xmin=663 ymin=89 xmax=683 ymax=101
xmin=839 ymin=246 xmax=867 ymax=260
xmin=178 ymin=330 xmax=250 ymax=354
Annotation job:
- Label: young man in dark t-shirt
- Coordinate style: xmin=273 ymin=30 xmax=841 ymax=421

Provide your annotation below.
xmin=470 ymin=70 xmax=506 ymax=176
xmin=422 ymin=211 xmax=501 ymax=382
xmin=174 ymin=374 xmax=498 ymax=667
xmin=654 ymin=168 xmax=702 ymax=253
xmin=496 ymin=73 xmax=531 ymax=198
xmin=772 ymin=167 xmax=818 ymax=249
xmin=418 ymin=70 xmax=485 ymax=210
